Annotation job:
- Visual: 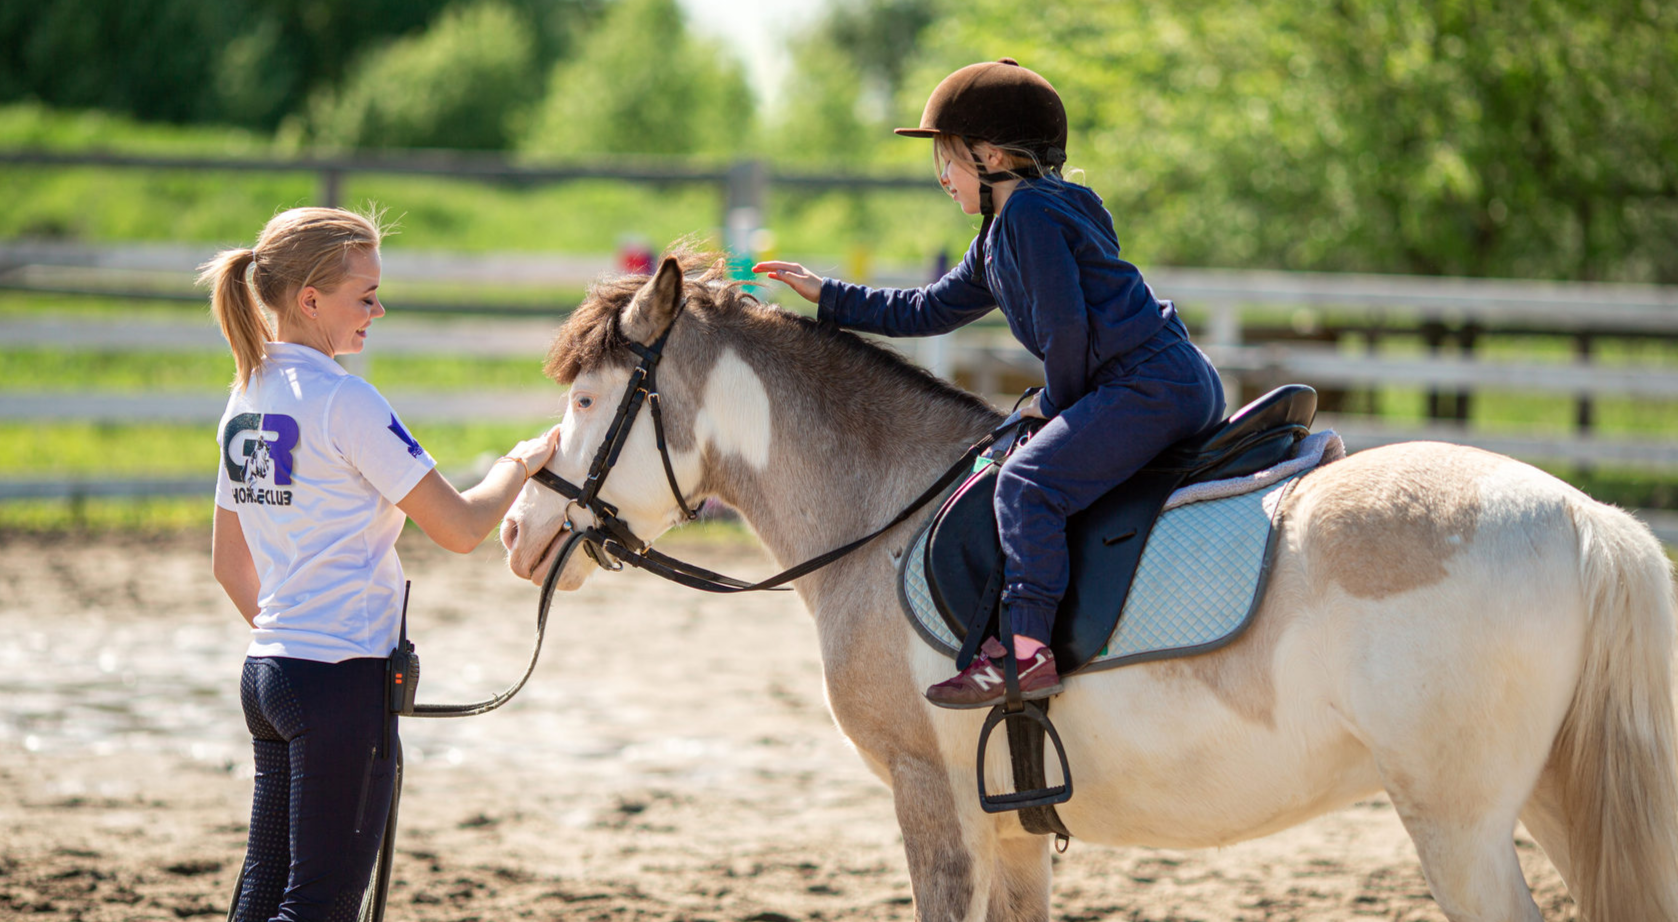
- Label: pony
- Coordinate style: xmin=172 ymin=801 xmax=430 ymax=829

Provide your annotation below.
xmin=500 ymin=253 xmax=1678 ymax=921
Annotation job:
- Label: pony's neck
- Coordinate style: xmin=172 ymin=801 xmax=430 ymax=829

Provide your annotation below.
xmin=698 ymin=325 xmax=1000 ymax=584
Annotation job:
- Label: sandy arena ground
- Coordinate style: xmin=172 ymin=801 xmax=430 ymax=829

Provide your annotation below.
xmin=0 ymin=529 xmax=1577 ymax=921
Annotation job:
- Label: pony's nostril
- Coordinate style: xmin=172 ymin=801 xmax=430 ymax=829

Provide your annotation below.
xmin=500 ymin=518 xmax=519 ymax=551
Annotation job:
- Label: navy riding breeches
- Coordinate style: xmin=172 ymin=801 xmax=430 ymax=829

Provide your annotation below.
xmin=236 ymin=656 xmax=395 ymax=922
xmin=995 ymin=318 xmax=1226 ymax=643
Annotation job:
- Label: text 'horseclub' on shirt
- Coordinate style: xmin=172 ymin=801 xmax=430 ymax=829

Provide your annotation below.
xmin=215 ymin=342 xmax=436 ymax=663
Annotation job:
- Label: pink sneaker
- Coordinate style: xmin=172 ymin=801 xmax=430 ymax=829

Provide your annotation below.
xmin=925 ymin=637 xmax=1063 ymax=710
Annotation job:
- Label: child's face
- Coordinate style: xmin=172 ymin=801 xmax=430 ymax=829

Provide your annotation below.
xmin=937 ymin=139 xmax=986 ymax=216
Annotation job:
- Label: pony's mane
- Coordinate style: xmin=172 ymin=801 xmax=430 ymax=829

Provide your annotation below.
xmin=544 ymin=244 xmax=735 ymax=385
xmin=544 ymin=246 xmax=993 ymax=419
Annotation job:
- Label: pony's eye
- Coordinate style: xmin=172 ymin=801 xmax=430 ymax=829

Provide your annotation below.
xmin=576 ymin=396 xmax=593 ymax=409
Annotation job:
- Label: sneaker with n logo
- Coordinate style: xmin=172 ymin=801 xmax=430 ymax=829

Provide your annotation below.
xmin=925 ymin=636 xmax=1063 ymax=710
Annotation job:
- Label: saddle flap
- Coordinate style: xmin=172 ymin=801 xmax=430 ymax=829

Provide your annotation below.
xmin=925 ymin=463 xmax=1184 ymax=674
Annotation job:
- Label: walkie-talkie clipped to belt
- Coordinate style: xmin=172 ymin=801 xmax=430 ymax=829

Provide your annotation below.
xmin=386 ymin=581 xmax=420 ymax=716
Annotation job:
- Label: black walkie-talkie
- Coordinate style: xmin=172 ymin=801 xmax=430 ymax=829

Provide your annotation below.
xmin=387 ymin=581 xmax=420 ymax=716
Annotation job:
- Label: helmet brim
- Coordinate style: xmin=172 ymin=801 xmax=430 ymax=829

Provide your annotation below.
xmin=893 ymin=127 xmax=939 ymax=138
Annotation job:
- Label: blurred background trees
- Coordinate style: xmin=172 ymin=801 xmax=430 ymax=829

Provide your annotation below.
xmin=0 ymin=0 xmax=1672 ymax=280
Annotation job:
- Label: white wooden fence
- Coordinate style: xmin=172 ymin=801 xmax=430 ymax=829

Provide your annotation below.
xmin=7 ymin=243 xmax=1678 ymax=535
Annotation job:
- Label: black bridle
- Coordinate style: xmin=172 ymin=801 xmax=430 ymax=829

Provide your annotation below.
xmin=393 ymin=304 xmax=1014 ymax=715
xmin=529 ymin=304 xmax=1017 ymax=594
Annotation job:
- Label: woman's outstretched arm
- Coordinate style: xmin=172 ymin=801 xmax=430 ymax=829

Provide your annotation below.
xmin=398 ymin=427 xmax=560 ymax=553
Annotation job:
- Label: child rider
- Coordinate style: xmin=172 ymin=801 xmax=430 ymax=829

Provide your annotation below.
xmin=755 ymin=58 xmax=1226 ymax=709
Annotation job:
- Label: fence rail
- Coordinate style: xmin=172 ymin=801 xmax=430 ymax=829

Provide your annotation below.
xmin=5 ymin=147 xmax=1678 ymax=517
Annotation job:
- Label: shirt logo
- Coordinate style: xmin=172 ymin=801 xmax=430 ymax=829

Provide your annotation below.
xmin=223 ymin=413 xmax=299 ymax=506
xmin=387 ymin=415 xmax=425 ymax=459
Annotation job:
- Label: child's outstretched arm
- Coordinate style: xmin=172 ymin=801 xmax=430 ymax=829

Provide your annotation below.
xmin=752 ymin=261 xmax=823 ymax=304
xmin=757 ymin=244 xmax=994 ymax=338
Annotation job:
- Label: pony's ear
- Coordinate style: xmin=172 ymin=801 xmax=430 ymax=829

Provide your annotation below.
xmin=621 ymin=257 xmax=684 ymax=346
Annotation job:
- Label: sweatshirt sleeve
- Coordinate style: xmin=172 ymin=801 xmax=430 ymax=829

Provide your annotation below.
xmin=998 ymin=206 xmax=1091 ymax=417
xmin=816 ymin=236 xmax=996 ymax=336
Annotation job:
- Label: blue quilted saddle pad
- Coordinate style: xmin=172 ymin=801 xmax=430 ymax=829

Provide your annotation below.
xmin=899 ymin=473 xmax=1300 ymax=672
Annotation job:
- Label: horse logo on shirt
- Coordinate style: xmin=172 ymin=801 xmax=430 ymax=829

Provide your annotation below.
xmin=244 ymin=438 xmax=273 ymax=487
xmin=223 ymin=413 xmax=300 ymax=506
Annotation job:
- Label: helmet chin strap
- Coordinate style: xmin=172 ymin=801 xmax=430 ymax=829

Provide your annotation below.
xmin=969 ymin=141 xmax=1047 ymax=261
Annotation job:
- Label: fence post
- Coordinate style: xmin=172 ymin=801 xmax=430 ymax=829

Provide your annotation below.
xmin=724 ymin=160 xmax=767 ymax=256
xmin=320 ymin=168 xmax=343 ymax=208
xmin=1575 ymin=333 xmax=1594 ymax=432
xmin=1206 ymin=301 xmax=1242 ymax=409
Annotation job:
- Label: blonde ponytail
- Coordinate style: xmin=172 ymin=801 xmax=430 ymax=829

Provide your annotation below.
xmin=199 ymin=247 xmax=272 ymax=390
xmin=198 ymin=206 xmax=387 ymax=391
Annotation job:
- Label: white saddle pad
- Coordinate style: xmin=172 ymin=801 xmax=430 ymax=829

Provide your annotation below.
xmin=897 ymin=431 xmax=1341 ymax=672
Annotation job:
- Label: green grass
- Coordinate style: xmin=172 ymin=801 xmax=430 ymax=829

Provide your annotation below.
xmin=0 ymin=348 xmax=552 ymax=392
xmin=0 ymin=103 xmax=970 ymax=261
xmin=0 ymin=420 xmax=555 ymax=478
xmin=0 ymin=419 xmax=558 ymax=533
xmin=0 ymin=290 xmax=200 ymax=317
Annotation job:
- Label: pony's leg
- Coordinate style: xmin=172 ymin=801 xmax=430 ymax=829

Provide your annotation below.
xmin=891 ymin=755 xmax=985 ymax=922
xmin=1353 ymin=624 xmax=1563 ymax=920
xmin=1383 ymin=800 xmax=1542 ymax=922
xmin=985 ymin=833 xmax=1051 ymax=922
xmin=1367 ymin=725 xmax=1549 ymax=919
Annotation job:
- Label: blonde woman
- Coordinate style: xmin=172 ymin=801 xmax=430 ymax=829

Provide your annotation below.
xmin=201 ymin=207 xmax=556 ymax=920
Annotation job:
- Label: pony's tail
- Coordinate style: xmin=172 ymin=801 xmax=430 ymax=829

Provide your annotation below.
xmin=1550 ymin=498 xmax=1678 ymax=920
xmin=198 ymin=247 xmax=269 ymax=391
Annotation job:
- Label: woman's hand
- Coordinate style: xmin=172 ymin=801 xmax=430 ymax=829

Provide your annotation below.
xmin=502 ymin=426 xmax=561 ymax=479
xmin=752 ymin=261 xmax=823 ymax=305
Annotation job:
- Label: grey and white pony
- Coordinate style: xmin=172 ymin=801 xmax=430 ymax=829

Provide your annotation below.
xmin=501 ymin=255 xmax=1678 ymax=921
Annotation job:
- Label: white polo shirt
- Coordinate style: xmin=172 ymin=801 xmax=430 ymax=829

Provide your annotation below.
xmin=215 ymin=342 xmax=436 ymax=662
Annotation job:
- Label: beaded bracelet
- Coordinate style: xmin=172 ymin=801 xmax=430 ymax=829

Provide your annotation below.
xmin=496 ymin=455 xmax=534 ymax=481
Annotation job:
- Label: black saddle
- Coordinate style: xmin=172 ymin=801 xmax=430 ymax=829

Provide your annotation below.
xmin=925 ymin=384 xmax=1317 ymax=674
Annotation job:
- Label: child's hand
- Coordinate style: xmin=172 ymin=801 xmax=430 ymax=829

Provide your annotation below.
xmin=752 ymin=261 xmax=823 ymax=305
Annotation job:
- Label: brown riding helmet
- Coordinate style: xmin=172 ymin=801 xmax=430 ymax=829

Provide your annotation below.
xmin=895 ymin=58 xmax=1067 ymax=167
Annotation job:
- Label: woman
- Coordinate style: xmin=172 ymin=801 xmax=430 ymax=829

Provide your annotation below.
xmin=202 ymin=206 xmax=557 ymax=920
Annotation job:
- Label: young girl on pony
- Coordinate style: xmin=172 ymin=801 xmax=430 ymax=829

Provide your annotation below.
xmin=756 ymin=58 xmax=1225 ymax=709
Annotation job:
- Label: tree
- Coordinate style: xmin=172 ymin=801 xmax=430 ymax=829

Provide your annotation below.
xmin=832 ymin=0 xmax=1678 ymax=281
xmin=522 ymin=0 xmax=755 ymax=158
xmin=309 ymin=1 xmax=540 ymax=150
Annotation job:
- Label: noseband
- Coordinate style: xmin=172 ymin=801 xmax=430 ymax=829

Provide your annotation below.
xmin=530 ymin=301 xmax=702 ymax=573
xmin=527 ymin=301 xmax=1019 ymax=594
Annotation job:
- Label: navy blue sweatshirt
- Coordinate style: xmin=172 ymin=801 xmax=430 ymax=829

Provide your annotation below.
xmin=817 ymin=177 xmax=1180 ymax=417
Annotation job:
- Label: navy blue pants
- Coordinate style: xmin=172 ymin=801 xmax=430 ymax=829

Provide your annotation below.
xmin=996 ymin=319 xmax=1226 ymax=643
xmin=236 ymin=656 xmax=396 ymax=922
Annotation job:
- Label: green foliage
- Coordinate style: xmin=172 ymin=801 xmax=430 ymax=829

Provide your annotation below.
xmin=309 ymin=2 xmax=540 ymax=150
xmin=0 ymin=0 xmax=459 ymax=129
xmin=0 ymin=0 xmax=241 ymax=122
xmin=784 ymin=0 xmax=1678 ymax=282
xmin=769 ymin=40 xmax=874 ymax=166
xmin=825 ymin=0 xmax=940 ymax=99
xmin=523 ymin=0 xmax=756 ymax=158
